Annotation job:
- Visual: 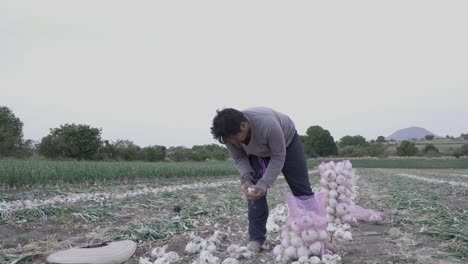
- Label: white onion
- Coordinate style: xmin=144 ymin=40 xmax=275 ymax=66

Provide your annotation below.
xmin=297 ymin=246 xmax=309 ymax=258
xmin=336 ymin=203 xmax=349 ymax=216
xmin=334 ymin=230 xmax=345 ymax=240
xmin=284 ymin=246 xmax=298 ymax=259
xmin=273 ymin=245 xmax=284 ymax=256
xmin=301 ymin=230 xmax=318 ymax=242
xmin=300 ymin=215 xmax=314 ymax=227
xmin=328 ymin=198 xmax=338 ymax=208
xmin=326 ymin=206 xmax=335 ymax=214
xmin=345 ymin=160 xmax=352 ymax=169
xmin=320 ymin=178 xmax=328 ymax=187
xmin=342 ymin=214 xmax=353 ymax=224
xmin=337 ymin=186 xmax=346 ymax=194
xmin=334 ymin=166 xmax=343 ymax=175
xmin=343 ymin=231 xmax=353 ymax=241
xmin=336 ymin=175 xmax=346 ymax=185
xmin=328 ymin=182 xmax=338 ymax=190
xmin=290 ymin=235 xmax=303 ymax=247
xmin=337 ymin=194 xmax=348 ymax=203
xmin=308 ymin=241 xmax=322 ymax=256
xmin=326 ymin=214 xmax=335 ymax=222
xmin=324 ymin=169 xmax=337 ymax=181
xmin=346 ymin=189 xmax=352 ymax=197
xmin=328 ymin=190 xmax=338 ymax=199
xmin=317 ymin=230 xmax=328 ymax=240
xmin=309 ymin=256 xmax=321 ymax=264
xmin=281 ymin=238 xmax=290 ymax=248
xmin=334 ymin=218 xmax=342 ymax=225
xmin=313 ymin=217 xmax=327 ymax=227
xmin=289 ymin=220 xmax=300 ymax=232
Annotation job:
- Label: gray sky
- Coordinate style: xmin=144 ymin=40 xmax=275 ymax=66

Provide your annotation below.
xmin=2 ymin=1 xmax=467 ymax=147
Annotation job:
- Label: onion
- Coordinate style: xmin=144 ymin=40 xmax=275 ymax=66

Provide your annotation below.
xmin=289 ymin=220 xmax=300 ymax=232
xmin=328 ymin=190 xmax=338 ymax=199
xmin=309 ymin=241 xmax=322 ymax=256
xmin=337 ymin=186 xmax=346 ymax=194
xmin=334 ymin=230 xmax=345 ymax=240
xmin=320 ymin=178 xmax=328 ymax=187
xmin=273 ymin=245 xmax=284 ymax=256
xmin=300 ymin=215 xmax=313 ymax=227
xmin=301 ymin=230 xmax=318 ymax=242
xmin=281 ymin=238 xmax=290 ymax=248
xmin=345 ymin=160 xmax=352 ymax=169
xmin=334 ymin=218 xmax=342 ymax=225
xmin=337 ymin=195 xmax=347 ymax=204
xmin=334 ymin=165 xmax=343 ymax=175
xmin=326 ymin=214 xmax=335 ymax=222
xmin=313 ymin=217 xmax=327 ymax=227
xmin=336 ymin=175 xmax=346 ymax=185
xmin=342 ymin=214 xmax=353 ymax=224
xmin=346 ymin=189 xmax=352 ymax=197
xmin=324 ymin=169 xmax=337 ymax=182
xmin=317 ymin=230 xmax=328 ymax=240
xmin=328 ymin=198 xmax=338 ymax=208
xmin=297 ymin=246 xmax=309 ymax=258
xmin=343 ymin=231 xmax=353 ymax=241
xmin=326 ymin=206 xmax=335 ymax=214
xmin=290 ymin=235 xmax=303 ymax=247
xmin=284 ymin=246 xmax=297 ymax=259
xmin=309 ymin=256 xmax=321 ymax=264
xmin=336 ymin=203 xmax=349 ymax=216
xmin=328 ymin=182 xmax=338 ymax=190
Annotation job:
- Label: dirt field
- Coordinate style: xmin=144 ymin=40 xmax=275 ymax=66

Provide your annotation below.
xmin=1 ymin=168 xmax=467 ymax=263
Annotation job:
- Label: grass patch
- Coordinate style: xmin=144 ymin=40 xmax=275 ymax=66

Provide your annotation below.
xmin=0 ymin=160 xmax=239 ymax=189
xmin=367 ymin=173 xmax=468 ymax=261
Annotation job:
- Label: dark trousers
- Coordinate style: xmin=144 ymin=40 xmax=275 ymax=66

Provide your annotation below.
xmin=247 ymin=133 xmax=313 ymax=243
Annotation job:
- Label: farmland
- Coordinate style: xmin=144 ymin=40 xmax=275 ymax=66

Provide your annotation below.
xmin=0 ymin=161 xmax=467 ymax=263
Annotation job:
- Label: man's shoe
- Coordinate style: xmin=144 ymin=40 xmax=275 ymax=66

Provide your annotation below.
xmin=247 ymin=241 xmax=262 ymax=253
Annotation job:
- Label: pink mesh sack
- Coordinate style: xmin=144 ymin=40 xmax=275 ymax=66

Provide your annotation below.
xmin=284 ymin=191 xmax=328 ymax=230
xmin=350 ymin=204 xmax=384 ymax=223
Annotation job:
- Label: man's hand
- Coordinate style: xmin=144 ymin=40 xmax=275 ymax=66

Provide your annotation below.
xmin=242 ymin=180 xmax=265 ymax=200
xmin=242 ymin=180 xmax=253 ymax=195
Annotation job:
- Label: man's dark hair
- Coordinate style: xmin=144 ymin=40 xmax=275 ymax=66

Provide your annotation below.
xmin=211 ymin=108 xmax=247 ymax=144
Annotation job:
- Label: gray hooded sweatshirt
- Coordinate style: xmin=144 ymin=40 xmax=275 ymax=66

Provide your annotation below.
xmin=225 ymin=107 xmax=296 ymax=191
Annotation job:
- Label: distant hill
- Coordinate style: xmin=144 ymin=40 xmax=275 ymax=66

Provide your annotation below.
xmin=386 ymin=127 xmax=441 ymax=141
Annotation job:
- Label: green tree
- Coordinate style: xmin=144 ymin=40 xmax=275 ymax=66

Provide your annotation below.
xmin=303 ymin=126 xmax=338 ymax=157
xmin=38 ymin=134 xmax=67 ymax=159
xmin=338 ymin=145 xmax=368 ymax=157
xmin=0 ymin=106 xmax=24 ymax=157
xmin=461 ymin=144 xmax=468 ymax=156
xmin=167 ymin=146 xmax=191 ymax=162
xmin=114 ymin=139 xmax=140 ymax=161
xmin=422 ymin=143 xmax=439 ymax=154
xmin=192 ymin=144 xmax=228 ymax=161
xmin=376 ymin=136 xmax=386 ymax=143
xmin=396 ymin=140 xmax=418 ymax=156
xmin=425 ymin=135 xmax=435 ymax=140
xmin=141 ymin=145 xmax=166 ymax=162
xmin=39 ymin=124 xmax=102 ymax=160
xmin=339 ymin=135 xmax=368 ymax=147
xmin=366 ymin=143 xmax=386 ymax=157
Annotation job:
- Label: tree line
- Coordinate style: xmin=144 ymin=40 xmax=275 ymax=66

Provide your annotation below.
xmin=1 ymin=106 xmax=467 ymax=161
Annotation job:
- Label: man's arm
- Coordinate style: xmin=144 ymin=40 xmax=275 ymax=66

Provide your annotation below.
xmin=225 ymin=143 xmax=254 ymax=183
xmin=255 ymin=120 xmax=286 ymax=191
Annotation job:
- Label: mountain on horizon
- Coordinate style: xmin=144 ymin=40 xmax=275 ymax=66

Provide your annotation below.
xmin=386 ymin=127 xmax=441 ymax=141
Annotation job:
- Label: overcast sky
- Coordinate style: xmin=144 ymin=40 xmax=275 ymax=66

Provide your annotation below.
xmin=1 ymin=1 xmax=467 ymax=147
